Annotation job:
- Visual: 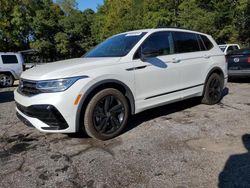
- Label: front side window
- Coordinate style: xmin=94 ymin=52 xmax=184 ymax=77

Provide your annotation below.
xmin=173 ymin=32 xmax=200 ymax=53
xmin=2 ymin=55 xmax=18 ymax=64
xmin=85 ymin=32 xmax=146 ymax=58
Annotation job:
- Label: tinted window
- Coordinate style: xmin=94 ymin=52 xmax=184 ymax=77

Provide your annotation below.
xmin=2 ymin=55 xmax=18 ymax=64
xmin=228 ymin=48 xmax=250 ymax=55
xmin=227 ymin=46 xmax=234 ymax=53
xmin=85 ymin=32 xmax=146 ymax=57
xmin=200 ymin=35 xmax=213 ymax=50
xmin=135 ymin=31 xmax=174 ymax=59
xmin=197 ymin=35 xmax=206 ymax=51
xmin=173 ymin=32 xmax=200 ymax=53
xmin=233 ymin=45 xmax=239 ymax=50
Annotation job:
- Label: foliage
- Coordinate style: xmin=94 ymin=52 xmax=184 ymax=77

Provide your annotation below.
xmin=0 ymin=0 xmax=249 ymax=62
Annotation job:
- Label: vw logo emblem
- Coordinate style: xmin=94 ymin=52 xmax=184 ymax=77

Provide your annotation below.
xmin=234 ymin=58 xmax=240 ymax=63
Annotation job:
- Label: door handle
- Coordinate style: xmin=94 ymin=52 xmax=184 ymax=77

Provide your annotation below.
xmin=172 ymin=58 xmax=181 ymax=63
xmin=204 ymin=54 xmax=210 ymax=59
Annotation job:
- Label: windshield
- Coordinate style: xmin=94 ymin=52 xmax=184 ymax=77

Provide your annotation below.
xmin=85 ymin=32 xmax=146 ymax=57
xmin=219 ymin=46 xmax=226 ymax=52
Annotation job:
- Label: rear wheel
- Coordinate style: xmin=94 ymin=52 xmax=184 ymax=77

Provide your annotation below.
xmin=84 ymin=88 xmax=129 ymax=140
xmin=0 ymin=74 xmax=14 ymax=87
xmin=202 ymin=73 xmax=223 ymax=105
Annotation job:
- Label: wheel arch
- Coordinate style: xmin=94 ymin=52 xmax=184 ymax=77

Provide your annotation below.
xmin=203 ymin=67 xmax=225 ymax=95
xmin=0 ymin=71 xmax=16 ymax=79
xmin=75 ymin=79 xmax=135 ymax=132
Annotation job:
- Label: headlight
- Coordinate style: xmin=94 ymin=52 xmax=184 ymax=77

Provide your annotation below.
xmin=36 ymin=76 xmax=88 ymax=93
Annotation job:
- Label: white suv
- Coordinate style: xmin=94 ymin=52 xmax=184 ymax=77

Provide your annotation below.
xmin=0 ymin=52 xmax=25 ymax=87
xmin=14 ymin=28 xmax=227 ymax=140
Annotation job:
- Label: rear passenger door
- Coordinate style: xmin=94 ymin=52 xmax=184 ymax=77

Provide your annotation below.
xmin=172 ymin=32 xmax=211 ymax=94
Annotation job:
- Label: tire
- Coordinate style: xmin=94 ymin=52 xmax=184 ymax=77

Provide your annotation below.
xmin=0 ymin=74 xmax=14 ymax=87
xmin=201 ymin=73 xmax=223 ymax=105
xmin=84 ymin=88 xmax=129 ymax=140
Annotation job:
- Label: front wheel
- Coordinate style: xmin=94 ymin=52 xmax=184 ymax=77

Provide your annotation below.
xmin=201 ymin=73 xmax=223 ymax=105
xmin=0 ymin=74 xmax=14 ymax=87
xmin=84 ymin=88 xmax=129 ymax=140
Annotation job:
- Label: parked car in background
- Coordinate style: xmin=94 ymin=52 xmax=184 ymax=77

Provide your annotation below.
xmin=219 ymin=44 xmax=240 ymax=55
xmin=226 ymin=48 xmax=250 ymax=77
xmin=15 ymin=28 xmax=227 ymax=140
xmin=0 ymin=52 xmax=25 ymax=87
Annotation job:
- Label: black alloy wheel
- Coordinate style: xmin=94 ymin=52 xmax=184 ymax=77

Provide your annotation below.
xmin=93 ymin=95 xmax=125 ymax=135
xmin=202 ymin=73 xmax=223 ymax=105
xmin=84 ymin=88 xmax=129 ymax=140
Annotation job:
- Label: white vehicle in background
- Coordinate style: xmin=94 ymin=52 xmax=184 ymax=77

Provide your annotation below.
xmin=0 ymin=52 xmax=25 ymax=87
xmin=219 ymin=44 xmax=240 ymax=55
xmin=15 ymin=28 xmax=227 ymax=140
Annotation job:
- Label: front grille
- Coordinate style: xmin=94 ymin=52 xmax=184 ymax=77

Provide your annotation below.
xmin=16 ymin=103 xmax=68 ymax=130
xmin=18 ymin=79 xmax=41 ymax=96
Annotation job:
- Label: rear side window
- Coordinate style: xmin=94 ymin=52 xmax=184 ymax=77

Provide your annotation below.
xmin=233 ymin=45 xmax=239 ymax=50
xmin=200 ymin=35 xmax=213 ymax=50
xmin=1 ymin=55 xmax=18 ymax=64
xmin=173 ymin=32 xmax=200 ymax=53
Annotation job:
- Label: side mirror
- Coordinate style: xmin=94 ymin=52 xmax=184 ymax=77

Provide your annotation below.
xmin=141 ymin=48 xmax=159 ymax=61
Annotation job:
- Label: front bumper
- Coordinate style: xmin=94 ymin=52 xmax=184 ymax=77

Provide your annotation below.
xmin=14 ymin=78 xmax=90 ymax=133
xmin=16 ymin=103 xmax=68 ymax=130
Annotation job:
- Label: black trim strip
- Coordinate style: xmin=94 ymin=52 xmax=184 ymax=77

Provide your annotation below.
xmin=126 ymin=65 xmax=147 ymax=71
xmin=145 ymin=83 xmax=204 ymax=100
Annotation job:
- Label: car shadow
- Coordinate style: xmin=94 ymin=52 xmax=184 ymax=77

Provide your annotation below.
xmin=124 ymin=97 xmax=201 ymax=133
xmin=218 ymin=134 xmax=250 ymax=187
xmin=124 ymin=87 xmax=229 ymax=134
xmin=0 ymin=91 xmax=14 ymax=103
xmin=228 ymin=77 xmax=250 ymax=83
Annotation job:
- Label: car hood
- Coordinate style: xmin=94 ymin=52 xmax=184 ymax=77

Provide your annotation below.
xmin=21 ymin=57 xmax=121 ymax=80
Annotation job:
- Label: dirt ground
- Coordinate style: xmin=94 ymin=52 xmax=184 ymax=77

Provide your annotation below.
xmin=0 ymin=79 xmax=250 ymax=188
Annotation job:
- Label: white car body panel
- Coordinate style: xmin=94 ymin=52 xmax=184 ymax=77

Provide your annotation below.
xmin=0 ymin=52 xmax=24 ymax=79
xmin=14 ymin=28 xmax=227 ymax=133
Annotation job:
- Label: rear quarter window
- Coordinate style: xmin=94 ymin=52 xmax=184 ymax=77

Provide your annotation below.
xmin=200 ymin=35 xmax=214 ymax=50
xmin=1 ymin=55 xmax=18 ymax=64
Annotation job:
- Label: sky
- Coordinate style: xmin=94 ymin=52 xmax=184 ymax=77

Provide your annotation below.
xmin=76 ymin=0 xmax=104 ymax=11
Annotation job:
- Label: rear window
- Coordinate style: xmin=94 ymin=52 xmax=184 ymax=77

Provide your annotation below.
xmin=1 ymin=55 xmax=18 ymax=64
xmin=228 ymin=48 xmax=250 ymax=55
xmin=200 ymin=35 xmax=213 ymax=50
xmin=173 ymin=32 xmax=200 ymax=53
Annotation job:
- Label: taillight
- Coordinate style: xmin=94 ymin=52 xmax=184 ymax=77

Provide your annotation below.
xmin=248 ymin=57 xmax=250 ymax=63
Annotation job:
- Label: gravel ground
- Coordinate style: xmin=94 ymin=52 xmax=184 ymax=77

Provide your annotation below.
xmin=0 ymin=80 xmax=250 ymax=188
